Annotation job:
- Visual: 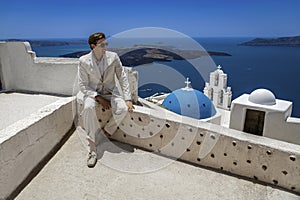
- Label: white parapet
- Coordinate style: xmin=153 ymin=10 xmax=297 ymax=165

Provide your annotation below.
xmin=77 ymin=97 xmax=300 ymax=194
xmin=0 ymin=42 xmax=78 ymax=96
xmin=0 ymin=96 xmax=75 ymax=200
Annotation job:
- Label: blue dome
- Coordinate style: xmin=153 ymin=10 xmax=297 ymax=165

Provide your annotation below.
xmin=162 ymin=88 xmax=216 ymax=119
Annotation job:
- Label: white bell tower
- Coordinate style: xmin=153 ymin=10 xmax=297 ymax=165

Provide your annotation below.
xmin=203 ymin=65 xmax=232 ymax=110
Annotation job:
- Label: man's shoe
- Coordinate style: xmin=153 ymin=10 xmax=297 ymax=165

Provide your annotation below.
xmin=87 ymin=152 xmax=97 ymax=168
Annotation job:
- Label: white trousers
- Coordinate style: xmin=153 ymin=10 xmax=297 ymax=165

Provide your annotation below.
xmin=81 ymin=95 xmax=128 ymax=143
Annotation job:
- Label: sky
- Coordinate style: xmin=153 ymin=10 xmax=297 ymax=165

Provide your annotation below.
xmin=1 ymin=0 xmax=300 ymax=39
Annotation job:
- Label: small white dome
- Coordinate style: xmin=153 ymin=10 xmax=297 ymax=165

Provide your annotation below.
xmin=248 ymin=89 xmax=276 ymax=105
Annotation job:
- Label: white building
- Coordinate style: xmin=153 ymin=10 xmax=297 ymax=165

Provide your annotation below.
xmin=203 ymin=65 xmax=232 ymax=110
xmin=230 ymin=88 xmax=300 ymax=145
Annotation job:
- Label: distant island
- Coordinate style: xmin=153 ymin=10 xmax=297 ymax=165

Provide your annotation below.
xmin=241 ymin=36 xmax=300 ymax=47
xmin=60 ymin=45 xmax=231 ymax=66
xmin=4 ymin=39 xmax=86 ymax=46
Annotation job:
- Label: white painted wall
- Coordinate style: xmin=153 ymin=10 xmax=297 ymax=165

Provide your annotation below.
xmin=0 ymin=41 xmax=14 ymax=89
xmin=0 ymin=42 xmax=139 ymax=98
xmin=0 ymin=42 xmax=78 ymax=95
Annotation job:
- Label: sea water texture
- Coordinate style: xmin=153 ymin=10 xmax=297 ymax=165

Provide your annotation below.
xmin=31 ymin=37 xmax=300 ymax=117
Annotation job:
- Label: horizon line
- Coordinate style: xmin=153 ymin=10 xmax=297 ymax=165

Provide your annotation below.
xmin=1 ymin=35 xmax=300 ymax=41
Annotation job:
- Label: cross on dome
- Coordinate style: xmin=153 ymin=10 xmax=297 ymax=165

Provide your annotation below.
xmin=217 ymin=65 xmax=222 ymax=70
xmin=185 ymin=77 xmax=191 ymax=89
xmin=162 ymin=77 xmax=217 ymax=119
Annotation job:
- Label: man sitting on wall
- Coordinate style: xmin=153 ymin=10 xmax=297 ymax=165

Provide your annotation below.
xmin=78 ymin=32 xmax=134 ymax=168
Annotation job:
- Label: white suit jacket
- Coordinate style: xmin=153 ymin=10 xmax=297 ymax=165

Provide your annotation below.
xmin=78 ymin=51 xmax=131 ymax=101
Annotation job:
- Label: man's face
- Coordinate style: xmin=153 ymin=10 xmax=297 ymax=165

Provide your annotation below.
xmin=94 ymin=39 xmax=108 ymax=54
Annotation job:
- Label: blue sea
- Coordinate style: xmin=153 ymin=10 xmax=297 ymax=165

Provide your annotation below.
xmin=31 ymin=37 xmax=300 ymax=117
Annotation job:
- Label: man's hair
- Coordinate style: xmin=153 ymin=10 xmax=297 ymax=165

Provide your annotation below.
xmin=88 ymin=32 xmax=106 ymax=49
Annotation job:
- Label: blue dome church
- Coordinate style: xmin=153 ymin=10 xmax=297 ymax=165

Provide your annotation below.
xmin=162 ymin=78 xmax=216 ymax=120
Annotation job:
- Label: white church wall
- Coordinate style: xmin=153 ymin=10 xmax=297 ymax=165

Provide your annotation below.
xmin=285 ymin=118 xmax=300 ymax=143
xmin=265 ymin=113 xmax=300 ymax=144
xmin=206 ymin=111 xmax=221 ymax=125
xmin=264 ymin=111 xmax=289 ymax=139
xmin=229 ymin=98 xmax=247 ymax=131
xmin=230 ymin=94 xmax=300 ymax=145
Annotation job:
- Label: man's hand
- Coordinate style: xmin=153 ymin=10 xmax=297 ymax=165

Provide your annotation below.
xmin=95 ymin=95 xmax=111 ymax=110
xmin=126 ymin=100 xmax=135 ymax=112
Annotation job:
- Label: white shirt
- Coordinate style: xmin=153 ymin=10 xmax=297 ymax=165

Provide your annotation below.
xmin=97 ymin=58 xmax=105 ymax=77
